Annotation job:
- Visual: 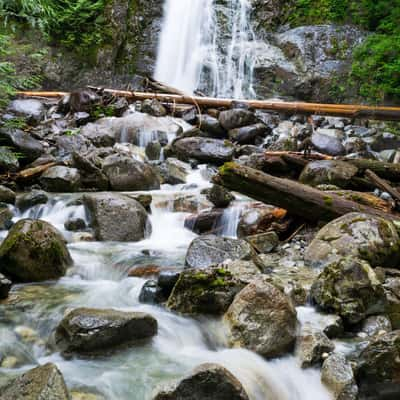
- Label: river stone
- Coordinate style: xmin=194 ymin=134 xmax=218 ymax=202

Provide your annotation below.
xmin=0 ymin=128 xmax=44 ymax=164
xmin=198 ymin=114 xmax=226 ymax=138
xmin=297 ymin=323 xmax=334 ymax=368
xmin=356 ymin=330 xmax=400 ymax=399
xmin=321 ymin=353 xmax=358 ymax=400
xmin=304 ymin=212 xmax=400 ymax=269
xmin=0 ymin=146 xmax=19 ymax=172
xmin=172 ymin=137 xmax=234 ymax=165
xmin=185 ymin=235 xmax=254 ymax=269
xmin=0 ymin=185 xmax=16 ymax=204
xmin=310 ymin=257 xmax=386 ymax=325
xmin=228 ymin=123 xmax=269 ymax=144
xmin=0 ymin=219 xmax=72 ymax=282
xmin=40 ymin=166 xmax=81 ymax=192
xmin=153 ymin=363 xmax=249 ymax=400
xmin=84 ymin=193 xmax=151 ymax=242
xmin=219 ymin=109 xmax=257 ymax=130
xmin=8 ymin=99 xmax=45 ymax=123
xmin=311 ymin=129 xmax=345 ymax=156
xmin=361 ymin=315 xmax=392 ymax=337
xmin=55 ymin=308 xmax=157 ymax=354
xmin=299 ymin=160 xmax=358 ymax=188
xmin=205 ymin=184 xmax=234 ymax=208
xmin=102 ymin=153 xmax=160 ymax=191
xmin=0 ymin=362 xmax=69 ymax=400
xmin=16 ymin=189 xmax=48 ymax=211
xmin=0 ymin=273 xmax=12 ymax=299
xmin=163 ymin=158 xmax=191 ymax=184
xmin=0 ymin=207 xmax=13 ymax=230
xmin=184 ymin=209 xmax=224 ymax=234
xmin=246 ymin=231 xmax=279 ymax=253
xmin=167 ymin=267 xmax=246 ymax=315
xmin=142 ymin=99 xmax=167 ymax=117
xmin=223 ymin=278 xmax=297 ymax=358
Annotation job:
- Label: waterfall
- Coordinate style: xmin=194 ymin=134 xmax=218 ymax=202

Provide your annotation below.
xmin=155 ymin=0 xmax=257 ymax=98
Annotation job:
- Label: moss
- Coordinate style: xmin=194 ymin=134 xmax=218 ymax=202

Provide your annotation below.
xmin=218 ymin=162 xmax=237 ymax=176
xmin=323 ymin=196 xmax=333 ymax=206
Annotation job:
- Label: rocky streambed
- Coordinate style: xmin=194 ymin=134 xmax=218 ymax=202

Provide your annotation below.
xmin=0 ymin=94 xmax=400 ymax=399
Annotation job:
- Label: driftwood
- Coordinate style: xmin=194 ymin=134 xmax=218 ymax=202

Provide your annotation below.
xmin=214 ymin=162 xmax=400 ymax=222
xmin=0 ymin=162 xmax=57 ymax=183
xmin=16 ymin=89 xmax=400 ymax=121
xmin=365 ymin=169 xmax=400 ymax=204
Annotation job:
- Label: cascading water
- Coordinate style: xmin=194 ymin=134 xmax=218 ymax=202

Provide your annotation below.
xmin=155 ymin=0 xmax=257 ymax=98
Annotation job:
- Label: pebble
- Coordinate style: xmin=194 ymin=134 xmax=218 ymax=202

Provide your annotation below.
xmin=1 ymin=356 xmax=19 ymax=368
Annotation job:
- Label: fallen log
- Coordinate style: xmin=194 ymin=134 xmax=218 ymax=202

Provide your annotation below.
xmin=0 ymin=162 xmax=58 ymax=183
xmin=213 ymin=162 xmax=400 ymax=222
xmin=16 ymin=90 xmax=400 ymax=121
xmin=365 ymin=169 xmax=400 ymax=204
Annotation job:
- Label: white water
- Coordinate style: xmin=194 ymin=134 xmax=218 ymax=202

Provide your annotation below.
xmin=155 ymin=0 xmax=257 ymax=98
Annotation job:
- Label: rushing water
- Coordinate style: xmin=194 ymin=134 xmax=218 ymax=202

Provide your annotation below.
xmin=155 ymin=0 xmax=257 ymax=98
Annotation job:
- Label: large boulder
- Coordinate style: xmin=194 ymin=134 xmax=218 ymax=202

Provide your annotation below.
xmin=185 ymin=235 xmax=254 ymax=269
xmin=198 ymin=115 xmax=226 ymax=138
xmin=8 ymin=99 xmax=45 ymax=123
xmin=166 ymin=267 xmax=246 ymax=315
xmin=84 ymin=193 xmax=151 ymax=242
xmin=311 ymin=129 xmax=345 ymax=156
xmin=172 ymin=137 xmax=234 ymax=164
xmin=299 ymin=160 xmax=358 ymax=188
xmin=0 ymin=363 xmax=69 ymax=400
xmin=356 ymin=330 xmax=400 ymax=400
xmin=153 ymin=363 xmax=249 ymax=400
xmin=321 ymin=353 xmax=358 ymax=400
xmin=40 ymin=166 xmax=81 ymax=192
xmin=228 ymin=123 xmax=269 ymax=144
xmin=0 ymin=185 xmax=16 ymax=204
xmin=218 ymin=109 xmax=257 ymax=130
xmin=54 ymin=308 xmax=157 ymax=354
xmin=223 ymin=278 xmax=297 ymax=358
xmin=102 ymin=153 xmax=160 ymax=191
xmin=305 ymin=212 xmax=400 ymax=269
xmin=310 ymin=257 xmax=386 ymax=325
xmin=16 ymin=190 xmax=48 ymax=211
xmin=0 ymin=219 xmax=72 ymax=282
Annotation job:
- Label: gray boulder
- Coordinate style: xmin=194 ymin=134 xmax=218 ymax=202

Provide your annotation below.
xmin=153 ymin=363 xmax=249 ymax=400
xmin=228 ymin=123 xmax=269 ymax=144
xmin=305 ymin=212 xmax=400 ymax=269
xmin=199 ymin=115 xmax=226 ymax=138
xmin=361 ymin=315 xmax=392 ymax=337
xmin=185 ymin=235 xmax=254 ymax=269
xmin=40 ymin=166 xmax=81 ymax=192
xmin=162 ymin=158 xmax=191 ymax=184
xmin=102 ymin=153 xmax=160 ymax=191
xmin=8 ymin=99 xmax=45 ymax=123
xmin=0 ymin=185 xmax=16 ymax=204
xmin=0 ymin=146 xmax=19 ymax=172
xmin=16 ymin=190 xmax=48 ymax=211
xmin=0 ymin=363 xmax=69 ymax=400
xmin=84 ymin=193 xmax=151 ymax=242
xmin=55 ymin=308 xmax=157 ymax=355
xmin=311 ymin=129 xmax=345 ymax=156
xmin=223 ymin=278 xmax=297 ymax=358
xmin=0 ymin=219 xmax=72 ymax=282
xmin=0 ymin=273 xmax=12 ymax=299
xmin=0 ymin=207 xmax=13 ymax=230
xmin=219 ymin=109 xmax=257 ymax=130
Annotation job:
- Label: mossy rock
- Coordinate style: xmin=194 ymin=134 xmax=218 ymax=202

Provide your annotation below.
xmin=0 ymin=219 xmax=72 ymax=282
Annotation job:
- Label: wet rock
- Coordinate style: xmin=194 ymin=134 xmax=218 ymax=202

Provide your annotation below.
xmin=198 ymin=114 xmax=226 ymax=138
xmin=72 ymin=152 xmax=109 ymax=191
xmin=310 ymin=257 xmax=386 ymax=325
xmin=0 ymin=219 xmax=72 ymax=282
xmin=8 ymin=99 xmax=45 ymax=123
xmin=172 ymin=137 xmax=234 ymax=165
xmin=311 ymin=129 xmax=345 ymax=156
xmin=305 ymin=212 xmax=400 ymax=269
xmin=139 ymin=280 xmax=165 ymax=304
xmin=145 ymin=141 xmax=162 ymax=160
xmin=219 ymin=109 xmax=257 ymax=130
xmin=16 ymin=189 xmax=48 ymax=211
xmin=0 ymin=146 xmax=19 ymax=172
xmin=157 ymin=271 xmax=181 ymax=297
xmin=84 ymin=193 xmax=151 ymax=242
xmin=223 ymin=278 xmax=297 ymax=358
xmin=40 ymin=166 xmax=81 ymax=192
xmin=0 ymin=185 xmax=16 ymax=204
xmin=218 ymin=259 xmax=261 ymax=284
xmin=0 ymin=273 xmax=12 ymax=299
xmin=383 ymin=272 xmax=400 ymax=329
xmin=167 ymin=266 xmax=246 ymax=315
xmin=159 ymin=158 xmax=191 ymax=184
xmin=0 ymin=362 xmax=69 ymax=400
xmin=185 ymin=235 xmax=254 ymax=269
xmin=297 ymin=323 xmax=334 ymax=368
xmin=321 ymin=353 xmax=358 ymax=400
xmin=64 ymin=218 xmax=86 ymax=232
xmin=153 ymin=363 xmax=249 ymax=400
xmin=0 ymin=128 xmax=44 ymax=164
xmin=55 ymin=308 xmax=157 ymax=354
xmin=0 ymin=207 xmax=13 ymax=230
xmin=184 ymin=209 xmax=224 ymax=234
xmin=361 ymin=315 xmax=392 ymax=337
xmin=102 ymin=153 xmax=160 ymax=191
xmin=246 ymin=231 xmax=279 ymax=253
xmin=322 ymin=315 xmax=344 ymax=339
xmin=369 ymin=132 xmax=400 ymax=152
xmin=142 ymin=99 xmax=167 ymax=117
xmin=299 ymin=160 xmax=358 ymax=188
xmin=356 ymin=330 xmax=400 ymax=399
xmin=128 ymin=264 xmax=161 ymax=278
xmin=205 ymin=184 xmax=234 ymax=208
xmin=228 ymin=123 xmax=269 ymax=144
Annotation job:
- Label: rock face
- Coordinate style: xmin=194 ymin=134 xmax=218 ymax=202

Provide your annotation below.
xmin=55 ymin=308 xmax=158 ymax=354
xmin=172 ymin=137 xmax=234 ymax=164
xmin=305 ymin=212 xmax=400 ymax=269
xmin=299 ymin=160 xmax=358 ymax=188
xmin=102 ymin=153 xmax=160 ymax=191
xmin=153 ymin=363 xmax=249 ymax=400
xmin=84 ymin=193 xmax=151 ymax=242
xmin=0 ymin=219 xmax=72 ymax=282
xmin=0 ymin=362 xmax=70 ymax=400
xmin=185 ymin=235 xmax=254 ymax=269
xmin=356 ymin=330 xmax=400 ymax=400
xmin=166 ymin=267 xmax=246 ymax=315
xmin=40 ymin=166 xmax=81 ymax=192
xmin=321 ymin=353 xmax=358 ymax=400
xmin=310 ymin=257 xmax=386 ymax=325
xmin=223 ymin=278 xmax=297 ymax=358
